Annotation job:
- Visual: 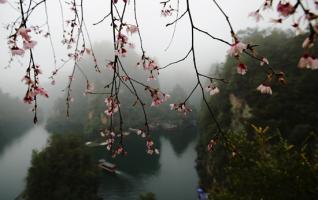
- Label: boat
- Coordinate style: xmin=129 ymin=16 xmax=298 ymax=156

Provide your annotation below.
xmin=98 ymin=159 xmax=117 ymax=173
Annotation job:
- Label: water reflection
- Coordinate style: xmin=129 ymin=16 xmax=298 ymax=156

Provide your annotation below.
xmin=97 ymin=130 xmax=198 ymax=200
xmin=0 ymin=126 xmax=198 ymax=200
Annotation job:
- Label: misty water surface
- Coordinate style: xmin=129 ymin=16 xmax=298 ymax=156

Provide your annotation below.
xmin=0 ymin=125 xmax=198 ymax=200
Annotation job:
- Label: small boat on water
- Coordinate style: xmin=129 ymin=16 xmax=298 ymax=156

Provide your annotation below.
xmin=98 ymin=159 xmax=117 ymax=173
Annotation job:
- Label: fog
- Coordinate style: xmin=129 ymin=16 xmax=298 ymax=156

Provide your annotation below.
xmin=0 ymin=0 xmax=297 ymax=106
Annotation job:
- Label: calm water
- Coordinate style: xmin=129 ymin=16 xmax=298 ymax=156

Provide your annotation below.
xmin=0 ymin=126 xmax=199 ymax=200
xmin=0 ymin=125 xmax=49 ymax=200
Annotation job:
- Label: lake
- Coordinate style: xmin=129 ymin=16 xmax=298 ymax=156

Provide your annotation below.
xmin=0 ymin=125 xmax=199 ymax=200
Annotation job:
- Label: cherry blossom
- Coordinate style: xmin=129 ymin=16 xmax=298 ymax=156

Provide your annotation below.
xmin=146 ymin=138 xmax=159 ymax=155
xmin=277 ymin=1 xmax=295 ymax=17
xmin=147 ymin=88 xmax=170 ymax=107
xmin=260 ymin=57 xmax=269 ymax=66
xmin=34 ymin=86 xmax=49 ymax=98
xmin=302 ymin=37 xmax=314 ymax=49
xmin=11 ymin=47 xmax=25 ymax=56
xmin=17 ymin=28 xmax=32 ymax=42
xmin=248 ymin=9 xmax=263 ymax=22
xmin=298 ymin=54 xmax=313 ymax=69
xmin=237 ymin=63 xmax=247 ymax=75
xmin=298 ymin=55 xmax=318 ymax=69
xmin=126 ymin=25 xmax=138 ymax=34
xmin=21 ymin=75 xmax=34 ymax=85
xmin=205 ymin=84 xmax=220 ymax=96
xmin=170 ymin=103 xmax=192 ymax=116
xmin=23 ymin=40 xmax=37 ymax=49
xmin=104 ymin=97 xmax=120 ymax=116
xmin=227 ymin=42 xmax=247 ymax=57
xmin=256 ymin=84 xmax=272 ymax=95
xmin=106 ymin=61 xmax=115 ymax=70
xmin=147 ymin=75 xmax=156 ymax=81
xmin=23 ymin=91 xmax=33 ymax=104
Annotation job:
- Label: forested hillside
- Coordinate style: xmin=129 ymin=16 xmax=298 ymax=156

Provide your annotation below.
xmin=197 ymin=29 xmax=318 ymax=199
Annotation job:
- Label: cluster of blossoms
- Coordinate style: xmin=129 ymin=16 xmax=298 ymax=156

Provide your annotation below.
xmin=21 ymin=64 xmax=48 ymax=104
xmin=116 ymin=33 xmax=130 ymax=57
xmin=146 ymin=87 xmax=170 ymax=107
xmin=104 ymin=97 xmax=120 ymax=116
xmin=100 ymin=130 xmax=127 ymax=157
xmin=137 ymin=55 xmax=160 ymax=81
xmin=115 ymin=24 xmax=138 ymax=57
xmin=131 ymin=129 xmax=159 ymax=155
xmin=227 ymin=41 xmax=251 ymax=75
xmin=298 ymin=54 xmax=318 ymax=69
xmin=100 ymin=130 xmax=115 ymax=151
xmin=10 ymin=27 xmax=37 ymax=56
xmin=277 ymin=1 xmax=295 ymax=17
xmin=205 ymin=83 xmax=220 ymax=96
xmin=170 ymin=103 xmax=192 ymax=115
xmin=146 ymin=138 xmax=160 ymax=155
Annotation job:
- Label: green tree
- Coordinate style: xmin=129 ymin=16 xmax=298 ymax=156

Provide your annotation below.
xmin=205 ymin=128 xmax=318 ymax=200
xmin=23 ymin=134 xmax=100 ymax=200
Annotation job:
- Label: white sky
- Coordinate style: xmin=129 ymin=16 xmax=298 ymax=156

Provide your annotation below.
xmin=0 ymin=0 xmax=314 ymax=97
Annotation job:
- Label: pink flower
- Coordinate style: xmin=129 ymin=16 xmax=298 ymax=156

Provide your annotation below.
xmin=227 ymin=42 xmax=247 ymax=57
xmin=23 ymin=40 xmax=37 ymax=49
xmin=107 ymin=61 xmax=115 ymax=70
xmin=148 ymin=89 xmax=169 ymax=107
xmin=248 ymin=9 xmax=263 ymax=22
xmin=311 ymin=59 xmax=318 ymax=70
xmin=104 ymin=97 xmax=119 ymax=116
xmin=120 ymin=75 xmax=130 ymax=81
xmin=298 ymin=54 xmax=313 ymax=69
xmin=21 ymin=75 xmax=34 ymax=85
xmin=11 ymin=47 xmax=25 ymax=56
xmin=18 ymin=27 xmax=32 ymax=42
xmin=260 ymin=57 xmax=269 ymax=66
xmin=170 ymin=103 xmax=192 ymax=116
xmin=0 ymin=0 xmax=7 ymax=4
xmin=237 ymin=63 xmax=247 ymax=75
xmin=277 ymin=1 xmax=295 ymax=17
xmin=205 ymin=84 xmax=220 ymax=96
xmin=146 ymin=138 xmax=159 ymax=155
xmin=302 ymin=37 xmax=314 ymax=49
xmin=34 ymin=87 xmax=49 ymax=98
xmin=256 ymin=84 xmax=272 ymax=95
xmin=126 ymin=25 xmax=138 ymax=34
xmin=147 ymin=75 xmax=156 ymax=81
xmin=23 ymin=91 xmax=33 ymax=104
